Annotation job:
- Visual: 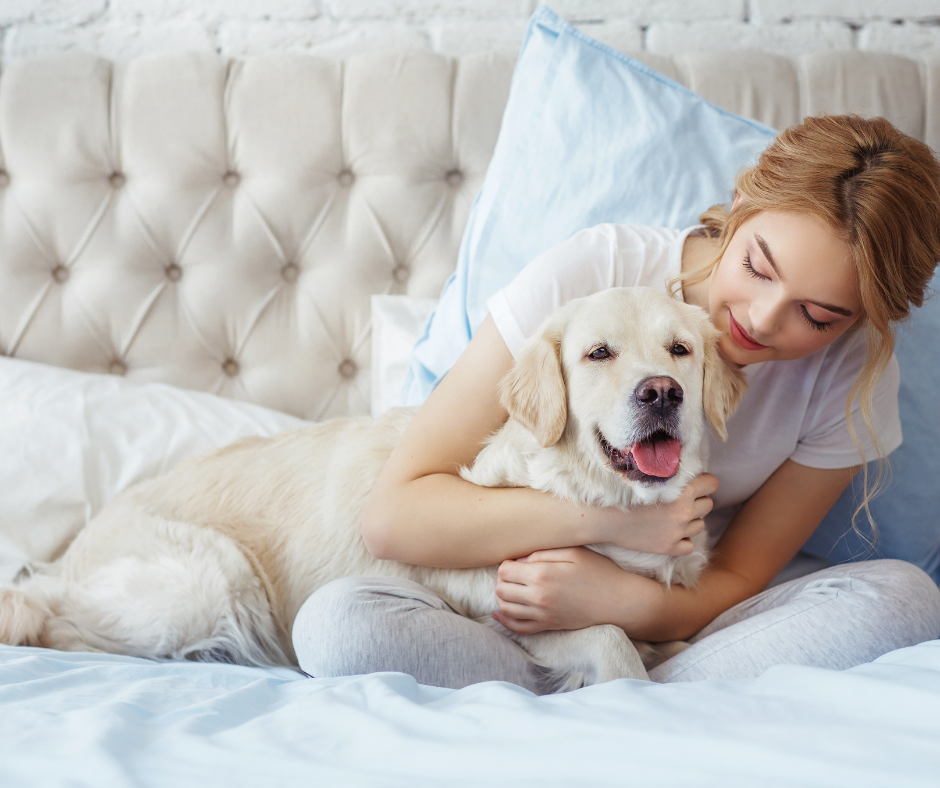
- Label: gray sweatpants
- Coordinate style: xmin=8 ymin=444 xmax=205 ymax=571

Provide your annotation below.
xmin=291 ymin=558 xmax=940 ymax=694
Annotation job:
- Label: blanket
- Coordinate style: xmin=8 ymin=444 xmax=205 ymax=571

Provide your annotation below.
xmin=2 ymin=641 xmax=938 ymax=787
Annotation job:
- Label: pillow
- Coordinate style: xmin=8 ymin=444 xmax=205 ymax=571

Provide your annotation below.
xmin=803 ymin=269 xmax=940 ymax=584
xmin=0 ymin=357 xmax=305 ymax=579
xmin=370 ymin=295 xmax=438 ymax=418
xmin=400 ymin=4 xmax=776 ymax=406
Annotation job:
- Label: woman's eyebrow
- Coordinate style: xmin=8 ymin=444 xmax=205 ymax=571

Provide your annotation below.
xmin=754 ymin=234 xmax=782 ymax=278
xmin=754 ymin=233 xmax=854 ymax=317
xmin=807 ymin=300 xmax=853 ymax=317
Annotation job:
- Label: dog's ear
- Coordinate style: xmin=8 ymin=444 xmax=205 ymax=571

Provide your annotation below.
xmin=702 ymin=331 xmax=748 ymax=442
xmin=498 ymin=320 xmax=567 ymax=448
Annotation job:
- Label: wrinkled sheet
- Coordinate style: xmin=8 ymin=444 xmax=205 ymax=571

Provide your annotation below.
xmin=1 ymin=642 xmax=938 ymax=788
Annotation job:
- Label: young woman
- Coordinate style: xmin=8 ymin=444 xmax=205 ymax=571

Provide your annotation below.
xmin=292 ymin=115 xmax=940 ymax=692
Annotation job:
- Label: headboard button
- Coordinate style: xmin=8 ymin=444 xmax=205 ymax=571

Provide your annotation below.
xmin=0 ymin=170 xmax=9 ymax=188
xmin=223 ymin=171 xmax=240 ymax=188
xmin=165 ymin=263 xmax=182 ymax=282
xmin=337 ymin=169 xmax=355 ymax=187
xmin=108 ymin=360 xmax=127 ymax=376
xmin=445 ymin=169 xmax=463 ymax=187
xmin=108 ymin=172 xmax=125 ymax=189
xmin=281 ymin=262 xmax=299 ymax=283
xmin=52 ymin=265 xmax=69 ymax=283
xmin=392 ymin=264 xmax=410 ymax=284
xmin=222 ymin=358 xmax=240 ymax=377
xmin=338 ymin=359 xmax=358 ymax=379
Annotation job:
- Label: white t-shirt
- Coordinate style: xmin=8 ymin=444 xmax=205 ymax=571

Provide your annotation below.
xmin=486 ymin=224 xmax=903 ymax=543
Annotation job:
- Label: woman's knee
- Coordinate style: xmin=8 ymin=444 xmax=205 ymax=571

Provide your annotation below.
xmin=843 ymin=559 xmax=940 ymax=642
xmin=871 ymin=559 xmax=940 ymax=630
xmin=292 ymin=577 xmax=366 ymax=676
xmin=291 ymin=575 xmax=446 ymax=678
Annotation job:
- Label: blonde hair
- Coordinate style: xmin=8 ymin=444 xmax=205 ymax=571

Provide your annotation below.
xmin=680 ymin=114 xmax=940 ymax=550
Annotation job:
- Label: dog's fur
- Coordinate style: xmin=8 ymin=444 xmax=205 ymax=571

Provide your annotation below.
xmin=0 ymin=287 xmax=746 ymax=691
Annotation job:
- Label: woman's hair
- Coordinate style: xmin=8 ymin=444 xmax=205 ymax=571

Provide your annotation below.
xmin=682 ymin=114 xmax=940 ymax=549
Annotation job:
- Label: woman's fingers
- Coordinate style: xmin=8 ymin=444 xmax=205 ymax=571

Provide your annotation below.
xmin=497 ymin=551 xmax=569 ymax=584
xmin=494 ymin=577 xmax=530 ymax=604
xmin=497 ymin=559 xmax=530 ymax=584
xmin=672 ymin=536 xmax=694 ymax=555
xmin=494 ymin=577 xmax=555 ymax=635
xmin=692 ymin=473 xmax=720 ymax=497
xmin=493 ymin=611 xmax=545 ymax=634
xmin=494 ymin=600 xmax=538 ymax=620
xmin=684 ymin=517 xmax=706 ymax=538
xmin=695 ymin=494 xmax=714 ymax=519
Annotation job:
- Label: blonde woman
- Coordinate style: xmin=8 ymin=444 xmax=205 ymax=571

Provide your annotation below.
xmin=293 ymin=115 xmax=940 ymax=692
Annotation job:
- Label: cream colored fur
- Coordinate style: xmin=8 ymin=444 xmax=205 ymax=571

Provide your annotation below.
xmin=0 ymin=287 xmax=746 ymax=691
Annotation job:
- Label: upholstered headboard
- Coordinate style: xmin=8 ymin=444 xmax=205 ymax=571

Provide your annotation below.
xmin=0 ymin=49 xmax=934 ymax=420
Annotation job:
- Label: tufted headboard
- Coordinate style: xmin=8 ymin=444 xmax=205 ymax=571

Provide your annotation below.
xmin=0 ymin=49 xmax=935 ymax=420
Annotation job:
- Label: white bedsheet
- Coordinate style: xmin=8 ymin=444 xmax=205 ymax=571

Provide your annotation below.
xmin=1 ymin=641 xmax=938 ymax=788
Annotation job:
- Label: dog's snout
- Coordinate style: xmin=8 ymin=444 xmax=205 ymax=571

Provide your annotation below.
xmin=635 ymin=376 xmax=684 ymax=414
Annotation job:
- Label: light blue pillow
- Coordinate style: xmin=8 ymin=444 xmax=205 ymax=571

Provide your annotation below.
xmin=804 ymin=269 xmax=940 ymax=583
xmin=400 ymin=5 xmax=776 ymax=405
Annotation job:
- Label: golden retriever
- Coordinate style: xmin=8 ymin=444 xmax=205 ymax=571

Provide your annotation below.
xmin=0 ymin=287 xmax=746 ymax=691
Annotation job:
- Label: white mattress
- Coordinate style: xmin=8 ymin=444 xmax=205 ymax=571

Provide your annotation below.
xmin=1 ymin=641 xmax=938 ymax=787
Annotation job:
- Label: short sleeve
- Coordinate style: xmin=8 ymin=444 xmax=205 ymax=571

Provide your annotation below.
xmin=486 ymin=225 xmax=622 ymax=359
xmin=790 ymin=339 xmax=902 ymax=469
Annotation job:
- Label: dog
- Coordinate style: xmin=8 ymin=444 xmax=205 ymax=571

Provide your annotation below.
xmin=0 ymin=287 xmax=746 ymax=691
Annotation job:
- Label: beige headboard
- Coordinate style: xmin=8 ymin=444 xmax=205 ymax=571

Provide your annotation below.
xmin=0 ymin=49 xmax=933 ymax=420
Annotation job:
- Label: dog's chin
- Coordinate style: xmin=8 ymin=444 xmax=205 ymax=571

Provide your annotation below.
xmin=597 ymin=429 xmax=681 ymax=486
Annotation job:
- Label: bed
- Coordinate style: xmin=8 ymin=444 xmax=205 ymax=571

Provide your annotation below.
xmin=1 ymin=12 xmax=939 ymax=786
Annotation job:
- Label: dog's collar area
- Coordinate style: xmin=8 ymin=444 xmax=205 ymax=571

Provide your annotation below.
xmin=597 ymin=429 xmax=680 ymax=484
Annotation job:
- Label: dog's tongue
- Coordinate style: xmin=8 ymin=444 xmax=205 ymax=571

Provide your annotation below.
xmin=631 ymin=437 xmax=681 ymax=478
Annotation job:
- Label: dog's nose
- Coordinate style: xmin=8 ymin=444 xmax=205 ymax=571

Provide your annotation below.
xmin=635 ymin=376 xmax=684 ymax=414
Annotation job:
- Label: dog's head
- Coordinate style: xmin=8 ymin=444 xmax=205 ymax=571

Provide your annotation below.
xmin=499 ymin=287 xmax=747 ymax=501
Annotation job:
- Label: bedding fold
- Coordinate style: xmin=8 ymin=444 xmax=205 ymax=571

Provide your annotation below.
xmin=1 ymin=642 xmax=938 ymax=787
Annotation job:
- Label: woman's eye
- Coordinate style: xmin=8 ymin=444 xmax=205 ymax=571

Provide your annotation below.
xmin=800 ymin=305 xmax=834 ymax=333
xmin=743 ymin=252 xmax=769 ymax=281
xmin=670 ymin=344 xmax=690 ymax=357
xmin=589 ymin=346 xmax=611 ymax=360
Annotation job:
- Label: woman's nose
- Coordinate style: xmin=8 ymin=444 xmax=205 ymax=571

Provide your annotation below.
xmin=749 ymin=298 xmax=782 ymax=336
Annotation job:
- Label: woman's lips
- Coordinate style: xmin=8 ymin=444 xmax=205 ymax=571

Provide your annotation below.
xmin=729 ymin=313 xmax=768 ymax=351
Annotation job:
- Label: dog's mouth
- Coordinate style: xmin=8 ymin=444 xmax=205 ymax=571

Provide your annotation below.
xmin=598 ymin=429 xmax=682 ymax=484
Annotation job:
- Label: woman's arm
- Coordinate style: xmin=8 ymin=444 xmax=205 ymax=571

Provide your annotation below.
xmin=361 ymin=315 xmax=716 ymax=568
xmin=493 ymin=459 xmax=858 ymax=640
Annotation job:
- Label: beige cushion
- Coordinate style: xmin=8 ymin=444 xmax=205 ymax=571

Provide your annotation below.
xmin=681 ymin=52 xmax=801 ymax=131
xmin=0 ymin=49 xmax=932 ymax=419
xmin=800 ymin=51 xmax=925 ymax=140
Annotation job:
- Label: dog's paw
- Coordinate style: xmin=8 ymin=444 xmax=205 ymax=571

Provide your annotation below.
xmin=634 ymin=639 xmax=691 ymax=671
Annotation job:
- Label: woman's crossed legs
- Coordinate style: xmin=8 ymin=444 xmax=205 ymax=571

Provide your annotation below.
xmin=291 ymin=559 xmax=940 ymax=692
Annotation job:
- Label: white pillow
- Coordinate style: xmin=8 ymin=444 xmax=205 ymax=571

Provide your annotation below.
xmin=0 ymin=357 xmax=305 ymax=578
xmin=370 ymin=295 xmax=438 ymax=418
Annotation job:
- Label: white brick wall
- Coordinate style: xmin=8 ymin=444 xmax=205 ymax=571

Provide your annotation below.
xmin=646 ymin=19 xmax=855 ymax=59
xmin=1 ymin=0 xmax=939 ymax=61
xmin=750 ymin=0 xmax=940 ymax=23
xmin=551 ymin=0 xmax=746 ymax=24
xmin=325 ymin=1 xmax=533 ymax=19
xmin=0 ymin=0 xmax=105 ymax=26
xmin=859 ymin=21 xmax=940 ymax=57
xmin=109 ymin=0 xmax=320 ymax=20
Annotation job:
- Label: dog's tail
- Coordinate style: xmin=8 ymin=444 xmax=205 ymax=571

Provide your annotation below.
xmin=0 ymin=586 xmax=51 ymax=647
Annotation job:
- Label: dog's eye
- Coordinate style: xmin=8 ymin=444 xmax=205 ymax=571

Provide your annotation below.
xmin=589 ymin=346 xmax=611 ymax=360
xmin=670 ymin=343 xmax=690 ymax=357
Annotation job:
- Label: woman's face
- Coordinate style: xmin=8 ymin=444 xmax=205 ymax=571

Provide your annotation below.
xmin=707 ymin=209 xmax=862 ymax=366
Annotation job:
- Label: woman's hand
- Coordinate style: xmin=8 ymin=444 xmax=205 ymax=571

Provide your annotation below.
xmin=587 ymin=473 xmax=717 ymax=557
xmin=492 ymin=547 xmax=666 ymax=636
